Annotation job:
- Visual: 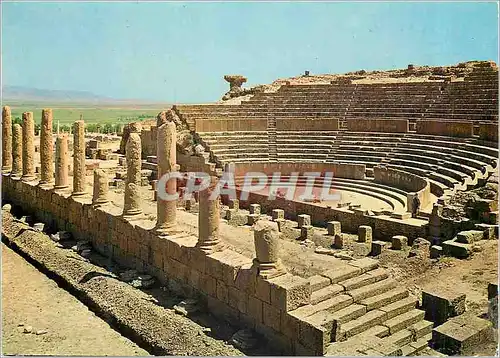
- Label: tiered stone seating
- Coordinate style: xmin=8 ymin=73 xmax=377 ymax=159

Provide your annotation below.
xmin=233 ymin=175 xmax=408 ymax=212
xmin=197 ymin=131 xmax=270 ymax=164
xmin=327 ymin=132 xmax=498 ymax=197
xmin=276 ymin=131 xmax=337 ymax=162
xmin=290 ymin=258 xmax=432 ymax=356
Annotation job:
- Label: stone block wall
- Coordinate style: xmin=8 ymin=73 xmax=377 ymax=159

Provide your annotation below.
xmin=2 ymin=175 xmax=333 ymax=355
xmin=478 ymin=122 xmax=498 ymax=142
xmin=276 ymin=118 xmax=339 ymax=131
xmin=416 ymin=120 xmax=474 ymax=138
xmin=373 ymin=166 xmax=431 ymax=213
xmin=195 ymin=118 xmax=268 ymax=132
xmin=346 ymin=118 xmax=409 ymax=133
xmin=233 ymin=162 xmax=366 ymax=180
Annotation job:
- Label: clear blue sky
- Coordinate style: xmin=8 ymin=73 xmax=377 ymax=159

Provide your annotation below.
xmin=2 ymin=1 xmax=498 ymax=103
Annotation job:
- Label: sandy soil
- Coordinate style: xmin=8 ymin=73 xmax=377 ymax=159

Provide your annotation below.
xmin=1 ymin=242 xmax=149 ymax=356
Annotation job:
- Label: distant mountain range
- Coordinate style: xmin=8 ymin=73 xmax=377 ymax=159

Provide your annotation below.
xmin=2 ymin=85 xmax=167 ymax=106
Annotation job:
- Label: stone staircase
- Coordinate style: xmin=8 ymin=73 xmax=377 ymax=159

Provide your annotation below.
xmin=288 ymin=258 xmax=432 ymax=356
xmin=267 ymin=115 xmax=278 ymax=162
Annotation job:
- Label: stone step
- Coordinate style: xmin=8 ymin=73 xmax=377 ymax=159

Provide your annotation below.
xmin=290 ymin=294 xmax=353 ymax=319
xmin=409 ymin=320 xmax=433 ymax=339
xmin=347 ymin=257 xmax=379 ymax=273
xmin=310 ymin=284 xmax=344 ymax=305
xmin=320 ymin=264 xmax=362 ymax=284
xmin=330 ymin=304 xmax=367 ymax=325
xmin=378 ymin=296 xmax=418 ymax=320
xmin=357 ymin=325 xmax=389 ymax=338
xmin=308 ymin=274 xmax=331 ymax=292
xmin=348 ymin=278 xmax=398 ymax=302
xmin=383 ymin=309 xmax=425 ymax=335
xmin=337 ymin=309 xmax=388 ymax=340
xmin=338 ymin=267 xmax=389 ymax=291
xmin=360 ymin=287 xmax=409 ymax=311
xmin=382 ymin=328 xmax=413 ymax=347
xmin=401 ymin=333 xmax=433 ymax=356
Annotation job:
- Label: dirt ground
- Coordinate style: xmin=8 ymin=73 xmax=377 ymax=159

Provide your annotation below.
xmin=1 ymin=242 xmax=149 ymax=356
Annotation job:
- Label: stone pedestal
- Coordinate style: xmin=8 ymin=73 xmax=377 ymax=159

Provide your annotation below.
xmin=2 ymin=106 xmax=12 ymax=173
xmin=11 ymin=124 xmax=22 ymax=178
xmin=327 ymin=221 xmax=341 ymax=236
xmin=39 ymin=108 xmax=54 ymax=184
xmin=156 ymin=122 xmax=177 ymax=234
xmin=21 ymin=112 xmax=36 ymax=182
xmin=297 ymin=214 xmax=311 ymax=228
xmin=54 ymin=134 xmax=69 ymax=190
xmin=358 ymin=225 xmax=372 ymax=243
xmin=253 ymin=220 xmax=286 ymax=279
xmin=92 ymin=169 xmax=109 ymax=207
xmin=196 ymin=177 xmax=224 ymax=254
xmin=72 ymin=120 xmax=86 ymax=195
xmin=123 ymin=124 xmax=143 ymax=217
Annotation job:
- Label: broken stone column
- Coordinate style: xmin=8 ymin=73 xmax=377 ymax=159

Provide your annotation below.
xmin=253 ymin=220 xmax=286 ymax=278
xmin=54 ymin=134 xmax=69 ymax=190
xmin=39 ymin=108 xmax=54 ymax=184
xmin=156 ymin=111 xmax=167 ymax=127
xmin=2 ymin=106 xmax=12 ymax=173
xmin=72 ymin=120 xmax=86 ymax=196
xmin=21 ymin=112 xmax=36 ymax=182
xmin=327 ymin=221 xmax=341 ymax=236
xmin=297 ymin=214 xmax=311 ymax=228
xmin=196 ymin=176 xmax=224 ymax=254
xmin=92 ymin=169 xmax=109 ymax=207
xmin=156 ymin=121 xmax=177 ymax=234
xmin=11 ymin=124 xmax=22 ymax=178
xmin=123 ymin=123 xmax=143 ymax=217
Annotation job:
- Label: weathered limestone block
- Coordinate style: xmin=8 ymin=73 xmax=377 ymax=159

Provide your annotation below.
xmin=11 ymin=124 xmax=22 ymax=178
xmin=249 ymin=204 xmax=261 ymax=215
xmin=488 ymin=282 xmax=498 ymax=329
xmin=358 ymin=225 xmax=372 ymax=243
xmin=442 ymin=240 xmax=471 ymax=258
xmin=253 ymin=220 xmax=285 ymax=279
xmin=228 ymin=199 xmax=239 ymax=210
xmin=156 ymin=122 xmax=177 ymax=234
xmin=422 ymin=289 xmax=466 ymax=325
xmin=409 ymin=237 xmax=431 ymax=258
xmin=268 ymin=273 xmax=311 ymax=311
xmin=226 ymin=209 xmax=248 ymax=226
xmin=197 ymin=177 xmax=224 ymax=254
xmin=456 ymin=230 xmax=484 ymax=244
xmin=297 ymin=214 xmax=311 ymax=228
xmin=2 ymin=106 xmax=12 ymax=172
xmin=92 ymin=169 xmax=109 ymax=207
xmin=333 ymin=234 xmax=343 ymax=249
xmin=247 ymin=214 xmax=260 ymax=225
xmin=272 ymin=209 xmax=285 ymax=221
xmin=224 ymin=74 xmax=247 ymax=93
xmin=430 ymin=245 xmax=443 ymax=259
xmin=21 ymin=112 xmax=36 ymax=181
xmin=300 ymin=225 xmax=314 ymax=241
xmin=39 ymin=109 xmax=54 ymax=184
xmin=371 ymin=240 xmax=388 ymax=256
xmin=391 ymin=235 xmax=408 ymax=250
xmin=432 ymin=314 xmax=492 ymax=355
xmin=72 ymin=120 xmax=86 ymax=195
xmin=327 ymin=221 xmax=341 ymax=236
xmin=54 ymin=134 xmax=69 ymax=190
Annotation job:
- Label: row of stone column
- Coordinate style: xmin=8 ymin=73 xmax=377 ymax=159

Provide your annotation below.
xmin=2 ymin=106 xmax=86 ymax=197
xmin=3 ymin=105 xmax=283 ymax=276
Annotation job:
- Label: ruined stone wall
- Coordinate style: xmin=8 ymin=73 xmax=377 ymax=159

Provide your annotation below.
xmin=2 ymin=175 xmax=331 ymax=356
xmin=346 ymin=118 xmax=409 ymax=133
xmin=373 ymin=166 xmax=431 ymax=213
xmin=478 ymin=122 xmax=498 ymax=142
xmin=416 ymin=120 xmax=474 ymax=138
xmin=235 ymin=190 xmax=427 ymax=241
xmin=233 ymin=162 xmax=366 ymax=180
xmin=195 ymin=118 xmax=268 ymax=132
xmin=276 ymin=118 xmax=339 ymax=131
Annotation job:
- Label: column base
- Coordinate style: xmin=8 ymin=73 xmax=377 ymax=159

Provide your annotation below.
xmin=72 ymin=191 xmax=87 ymax=197
xmin=253 ymin=258 xmax=287 ymax=279
xmin=195 ymin=239 xmax=226 ymax=255
xmin=2 ymin=167 xmax=12 ymax=174
xmin=21 ymin=175 xmax=37 ymax=182
xmin=53 ymin=185 xmax=69 ymax=190
xmin=156 ymin=224 xmax=180 ymax=236
xmin=122 ymin=208 xmax=144 ymax=219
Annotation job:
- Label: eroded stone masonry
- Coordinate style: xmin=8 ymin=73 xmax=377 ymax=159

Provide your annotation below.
xmin=2 ymin=61 xmax=499 ymax=356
